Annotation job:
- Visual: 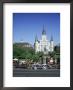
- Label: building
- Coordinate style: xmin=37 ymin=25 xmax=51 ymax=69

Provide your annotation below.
xmin=14 ymin=42 xmax=33 ymax=48
xmin=34 ymin=26 xmax=54 ymax=54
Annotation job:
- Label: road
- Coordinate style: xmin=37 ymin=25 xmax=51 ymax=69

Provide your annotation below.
xmin=13 ymin=68 xmax=60 ymax=77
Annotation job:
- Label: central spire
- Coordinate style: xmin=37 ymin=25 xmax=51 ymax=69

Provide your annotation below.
xmin=50 ymin=35 xmax=53 ymax=41
xmin=42 ymin=25 xmax=46 ymax=35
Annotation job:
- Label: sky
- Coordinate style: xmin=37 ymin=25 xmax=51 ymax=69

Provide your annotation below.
xmin=13 ymin=13 xmax=60 ymax=46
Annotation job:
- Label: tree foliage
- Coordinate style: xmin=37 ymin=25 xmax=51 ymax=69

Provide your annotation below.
xmin=13 ymin=43 xmax=60 ymax=63
xmin=13 ymin=43 xmax=43 ymax=62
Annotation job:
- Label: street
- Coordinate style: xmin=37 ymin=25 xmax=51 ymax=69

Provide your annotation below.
xmin=13 ymin=68 xmax=60 ymax=77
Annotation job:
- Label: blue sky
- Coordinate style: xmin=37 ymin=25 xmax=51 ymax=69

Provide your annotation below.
xmin=13 ymin=13 xmax=60 ymax=45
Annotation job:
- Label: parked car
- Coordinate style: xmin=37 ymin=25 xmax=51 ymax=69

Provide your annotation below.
xmin=32 ymin=64 xmax=43 ymax=70
xmin=32 ymin=64 xmax=50 ymax=70
xmin=18 ymin=63 xmax=27 ymax=69
xmin=13 ymin=60 xmax=28 ymax=69
xmin=13 ymin=60 xmax=19 ymax=68
xmin=42 ymin=64 xmax=50 ymax=70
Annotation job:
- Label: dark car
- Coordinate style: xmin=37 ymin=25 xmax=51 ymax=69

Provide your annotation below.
xmin=17 ymin=63 xmax=28 ymax=69
xmin=13 ymin=60 xmax=19 ymax=68
xmin=13 ymin=61 xmax=27 ymax=69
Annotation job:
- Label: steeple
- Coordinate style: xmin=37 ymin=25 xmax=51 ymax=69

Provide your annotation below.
xmin=50 ymin=35 xmax=53 ymax=41
xmin=42 ymin=25 xmax=46 ymax=35
xmin=35 ymin=35 xmax=38 ymax=42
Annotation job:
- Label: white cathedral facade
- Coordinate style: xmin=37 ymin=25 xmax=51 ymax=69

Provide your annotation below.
xmin=34 ymin=26 xmax=54 ymax=54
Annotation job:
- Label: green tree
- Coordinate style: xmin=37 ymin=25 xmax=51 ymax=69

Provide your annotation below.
xmin=32 ymin=53 xmax=39 ymax=62
xmin=54 ymin=45 xmax=60 ymax=53
xmin=13 ymin=43 xmax=35 ymax=60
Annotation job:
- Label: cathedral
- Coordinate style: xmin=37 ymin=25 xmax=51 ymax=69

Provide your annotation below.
xmin=34 ymin=26 xmax=54 ymax=54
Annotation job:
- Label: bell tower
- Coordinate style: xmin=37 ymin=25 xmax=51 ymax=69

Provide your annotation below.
xmin=50 ymin=35 xmax=54 ymax=52
xmin=34 ymin=35 xmax=39 ymax=53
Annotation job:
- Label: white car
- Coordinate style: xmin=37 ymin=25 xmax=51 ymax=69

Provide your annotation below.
xmin=42 ymin=64 xmax=50 ymax=70
xmin=32 ymin=64 xmax=43 ymax=70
